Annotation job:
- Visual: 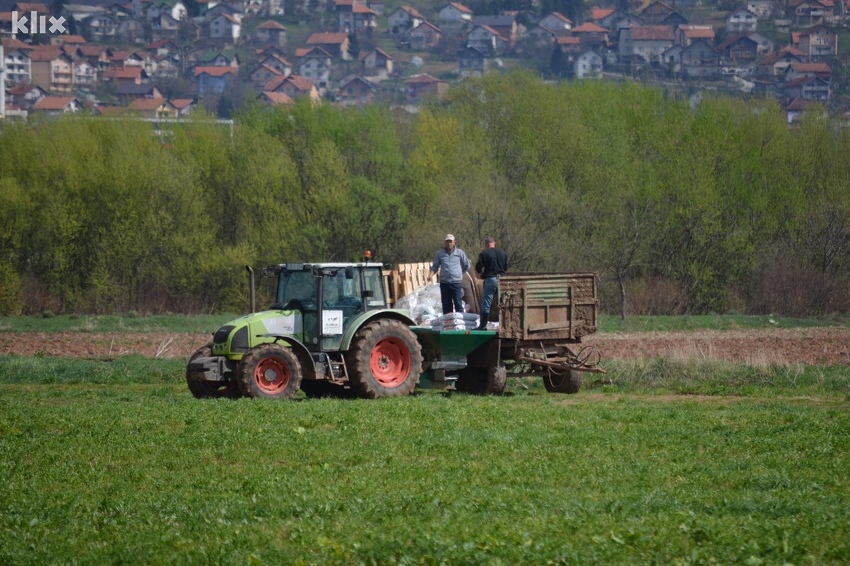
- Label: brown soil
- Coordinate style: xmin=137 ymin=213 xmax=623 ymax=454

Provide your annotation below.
xmin=2 ymin=327 xmax=850 ymax=366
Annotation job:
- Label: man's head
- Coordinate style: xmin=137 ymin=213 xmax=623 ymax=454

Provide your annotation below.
xmin=444 ymin=234 xmax=456 ymax=252
xmin=483 ymin=236 xmax=495 ymax=248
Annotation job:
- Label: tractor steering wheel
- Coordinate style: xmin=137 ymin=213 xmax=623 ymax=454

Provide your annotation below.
xmin=282 ymin=299 xmax=305 ymax=312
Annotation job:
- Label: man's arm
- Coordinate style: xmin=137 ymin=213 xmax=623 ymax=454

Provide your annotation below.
xmin=430 ymin=252 xmax=441 ymax=279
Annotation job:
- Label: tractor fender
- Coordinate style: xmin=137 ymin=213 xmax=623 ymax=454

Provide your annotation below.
xmin=339 ymin=309 xmax=417 ymax=351
xmin=258 ymin=334 xmax=317 ymax=381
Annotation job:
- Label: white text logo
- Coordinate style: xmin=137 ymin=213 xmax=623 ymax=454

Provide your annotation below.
xmin=12 ymin=11 xmax=67 ymax=35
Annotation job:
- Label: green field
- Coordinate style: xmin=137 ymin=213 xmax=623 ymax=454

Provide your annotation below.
xmin=1 ymin=352 xmax=848 ymax=564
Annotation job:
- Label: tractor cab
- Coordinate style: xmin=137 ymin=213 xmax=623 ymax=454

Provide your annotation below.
xmin=269 ymin=263 xmax=389 ymax=351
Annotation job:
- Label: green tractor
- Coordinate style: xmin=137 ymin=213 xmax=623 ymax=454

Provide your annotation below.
xmin=186 ymin=262 xmax=423 ymax=400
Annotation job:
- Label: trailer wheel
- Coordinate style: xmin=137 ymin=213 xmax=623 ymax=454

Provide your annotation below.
xmin=237 ymin=344 xmax=302 ymax=400
xmin=186 ymin=344 xmax=241 ymax=399
xmin=346 ymin=319 xmax=422 ymax=398
xmin=544 ymin=369 xmax=582 ymax=394
xmin=456 ymin=363 xmax=507 ymax=395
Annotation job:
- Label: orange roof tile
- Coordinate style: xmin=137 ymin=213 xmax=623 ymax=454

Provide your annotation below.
xmin=194 ymin=65 xmax=238 ymax=77
xmin=33 ymin=96 xmax=76 ymax=110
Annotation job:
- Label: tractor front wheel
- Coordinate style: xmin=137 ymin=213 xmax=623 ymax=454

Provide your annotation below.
xmin=346 ymin=319 xmax=423 ymax=398
xmin=186 ymin=344 xmax=241 ymax=399
xmin=237 ymin=344 xmax=302 ymax=400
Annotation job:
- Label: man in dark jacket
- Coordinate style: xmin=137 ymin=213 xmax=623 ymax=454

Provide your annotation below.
xmin=475 ymin=236 xmax=508 ymax=329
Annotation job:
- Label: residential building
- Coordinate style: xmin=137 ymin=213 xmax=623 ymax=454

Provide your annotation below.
xmin=795 ymin=24 xmax=838 ymax=59
xmin=458 ymin=45 xmax=487 ymax=77
xmin=29 ymin=46 xmax=74 ymax=93
xmin=128 ymin=97 xmax=179 ymax=117
xmin=726 ymin=10 xmax=758 ymax=33
xmin=335 ymin=0 xmax=377 ymax=32
xmin=32 ymin=95 xmax=83 ymax=114
xmin=387 ymin=6 xmax=425 ymax=35
xmin=360 ymin=48 xmax=392 ymax=78
xmin=405 ymin=73 xmax=448 ymax=102
xmin=2 ymin=39 xmax=31 ymax=86
xmin=210 ymin=13 xmax=241 ymax=41
xmin=306 ymin=32 xmax=350 ymax=60
xmin=297 ymin=46 xmax=331 ymax=95
xmin=437 ymin=2 xmax=473 ymax=27
xmin=195 ymin=65 xmax=237 ymax=93
xmin=338 ymin=74 xmax=376 ymax=105
xmin=409 ymin=21 xmax=442 ymax=50
xmin=574 ymin=50 xmax=602 ymax=78
xmin=254 ymin=20 xmax=287 ymax=46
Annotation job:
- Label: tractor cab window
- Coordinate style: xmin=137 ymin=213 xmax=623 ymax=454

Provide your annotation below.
xmin=276 ymin=270 xmax=318 ymax=310
xmin=363 ymin=268 xmax=387 ymax=310
xmin=322 ymin=269 xmax=362 ymax=313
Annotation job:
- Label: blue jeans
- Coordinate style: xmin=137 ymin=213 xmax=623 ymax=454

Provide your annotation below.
xmin=440 ymin=281 xmax=464 ymax=314
xmin=481 ymin=277 xmax=498 ymax=314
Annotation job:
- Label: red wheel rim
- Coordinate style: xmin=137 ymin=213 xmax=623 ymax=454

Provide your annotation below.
xmin=253 ymin=355 xmax=290 ymax=394
xmin=370 ymin=337 xmax=411 ymax=388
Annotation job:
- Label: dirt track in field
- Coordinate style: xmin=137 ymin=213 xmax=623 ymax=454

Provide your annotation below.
xmin=2 ymin=327 xmax=850 ymax=366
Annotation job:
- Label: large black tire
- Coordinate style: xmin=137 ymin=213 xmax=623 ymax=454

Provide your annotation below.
xmin=346 ymin=319 xmax=423 ymax=399
xmin=237 ymin=344 xmax=302 ymax=400
xmin=543 ymin=369 xmax=582 ymax=394
xmin=456 ymin=363 xmax=507 ymax=395
xmin=186 ymin=344 xmax=241 ymax=399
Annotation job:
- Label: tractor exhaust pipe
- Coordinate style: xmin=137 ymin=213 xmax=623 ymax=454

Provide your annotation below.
xmin=246 ymin=266 xmax=256 ymax=313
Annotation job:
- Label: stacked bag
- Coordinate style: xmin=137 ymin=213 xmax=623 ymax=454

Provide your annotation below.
xmin=429 ymin=312 xmax=480 ymax=331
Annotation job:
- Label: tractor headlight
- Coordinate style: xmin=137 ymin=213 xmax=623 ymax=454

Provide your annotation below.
xmin=213 ymin=325 xmax=235 ymax=345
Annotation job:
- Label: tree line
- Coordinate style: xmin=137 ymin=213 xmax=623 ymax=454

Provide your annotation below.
xmin=2 ymin=71 xmax=849 ymax=317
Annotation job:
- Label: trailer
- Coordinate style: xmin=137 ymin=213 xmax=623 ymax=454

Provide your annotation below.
xmin=413 ymin=273 xmax=603 ymax=395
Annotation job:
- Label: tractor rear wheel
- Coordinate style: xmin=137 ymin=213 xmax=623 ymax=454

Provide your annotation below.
xmin=186 ymin=344 xmax=241 ymax=399
xmin=456 ymin=363 xmax=507 ymax=395
xmin=237 ymin=344 xmax=302 ymax=400
xmin=543 ymin=369 xmax=582 ymax=394
xmin=346 ymin=319 xmax=422 ymax=398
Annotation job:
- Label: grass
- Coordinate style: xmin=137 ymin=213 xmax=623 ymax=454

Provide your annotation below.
xmin=3 ymin=313 xmax=850 ymax=334
xmin=1 ymin=355 xmax=849 ymax=563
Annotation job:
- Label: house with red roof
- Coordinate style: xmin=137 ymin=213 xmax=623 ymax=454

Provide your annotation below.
xmin=794 ymin=23 xmax=838 ymax=59
xmin=128 ymin=97 xmax=178 ymax=117
xmin=360 ymin=48 xmax=393 ymax=78
xmin=29 ymin=46 xmax=74 ymax=93
xmin=195 ymin=65 xmax=238 ymax=93
xmin=32 ymin=95 xmax=82 ymax=114
xmin=103 ymin=65 xmax=148 ymax=84
xmin=409 ymin=21 xmax=443 ymax=50
xmin=258 ymin=91 xmax=294 ymax=106
xmin=338 ymin=74 xmax=376 ymax=106
xmin=437 ymin=2 xmax=473 ymax=27
xmin=335 ymin=0 xmax=377 ymax=32
xmin=264 ymin=73 xmax=320 ymax=103
xmin=405 ymin=73 xmax=448 ymax=102
xmin=571 ymin=22 xmax=610 ymax=48
xmin=254 ymin=20 xmax=287 ymax=46
xmin=677 ymin=25 xmax=714 ymax=47
xmin=757 ymin=47 xmax=805 ymax=78
xmin=306 ymin=32 xmax=351 ymax=60
xmin=387 ymin=6 xmax=425 ymax=35
xmin=619 ymin=25 xmax=674 ymax=62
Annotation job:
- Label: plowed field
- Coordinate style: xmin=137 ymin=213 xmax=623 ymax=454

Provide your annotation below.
xmin=3 ymin=327 xmax=850 ymax=365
